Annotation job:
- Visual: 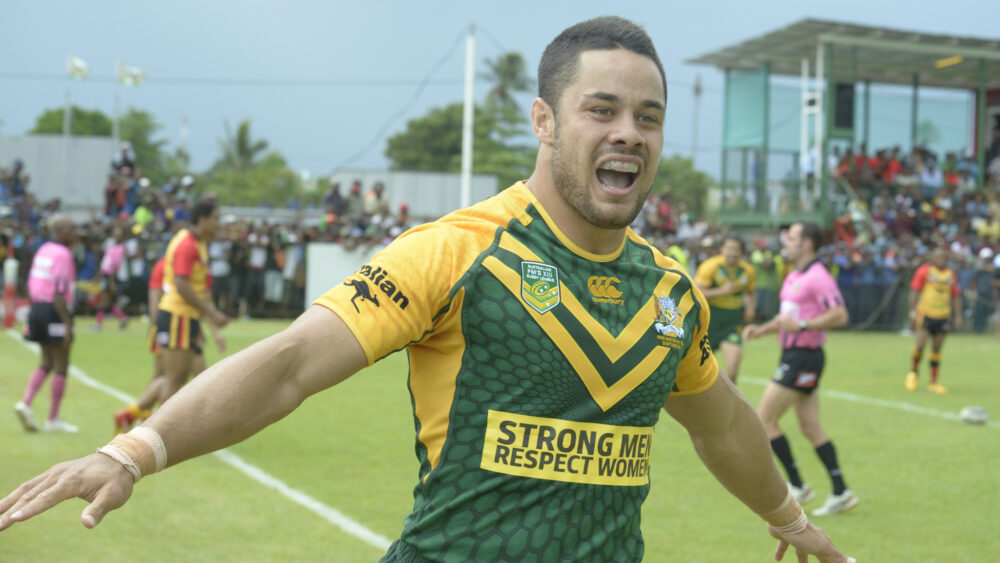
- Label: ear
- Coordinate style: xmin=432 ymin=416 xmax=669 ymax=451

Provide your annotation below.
xmin=531 ymin=97 xmax=555 ymax=145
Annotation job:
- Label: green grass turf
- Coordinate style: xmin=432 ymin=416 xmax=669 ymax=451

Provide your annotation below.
xmin=1 ymin=319 xmax=998 ymax=561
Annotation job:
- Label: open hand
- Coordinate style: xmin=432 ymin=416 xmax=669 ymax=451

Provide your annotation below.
xmin=0 ymin=453 xmax=134 ymax=531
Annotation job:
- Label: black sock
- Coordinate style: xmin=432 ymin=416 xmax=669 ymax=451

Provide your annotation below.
xmin=815 ymin=440 xmax=847 ymax=495
xmin=769 ymin=435 xmax=802 ymax=487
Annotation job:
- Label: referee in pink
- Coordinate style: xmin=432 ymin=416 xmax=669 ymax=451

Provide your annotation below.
xmin=743 ymin=222 xmax=858 ymax=518
xmin=14 ymin=215 xmax=79 ymax=433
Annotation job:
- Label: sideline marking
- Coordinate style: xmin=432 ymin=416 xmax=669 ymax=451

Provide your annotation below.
xmin=743 ymin=376 xmax=998 ymax=429
xmin=5 ymin=329 xmax=392 ymax=551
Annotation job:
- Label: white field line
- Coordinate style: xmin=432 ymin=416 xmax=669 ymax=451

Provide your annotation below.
xmin=742 ymin=376 xmax=999 ymax=429
xmin=5 ymin=329 xmax=392 ymax=552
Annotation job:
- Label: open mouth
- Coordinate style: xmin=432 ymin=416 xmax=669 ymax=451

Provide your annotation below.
xmin=596 ymin=160 xmax=639 ymax=193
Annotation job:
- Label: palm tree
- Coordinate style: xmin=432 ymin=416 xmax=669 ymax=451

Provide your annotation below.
xmin=215 ymin=119 xmax=269 ymax=171
xmin=480 ymin=52 xmax=535 ymax=115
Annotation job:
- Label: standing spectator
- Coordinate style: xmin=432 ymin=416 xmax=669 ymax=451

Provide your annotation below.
xmin=751 ymin=242 xmax=782 ymax=320
xmin=227 ymin=227 xmax=249 ymax=318
xmin=111 ymin=142 xmax=135 ymax=172
xmin=245 ymin=223 xmax=269 ymax=316
xmin=972 ymin=247 xmax=998 ymax=333
xmin=343 ymin=181 xmax=366 ymax=228
xmin=209 ymin=232 xmax=233 ymax=317
xmin=322 ymin=181 xmax=344 ymax=218
xmin=363 ymin=181 xmax=391 ymax=215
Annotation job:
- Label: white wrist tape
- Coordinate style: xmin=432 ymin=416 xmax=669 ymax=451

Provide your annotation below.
xmin=759 ymin=491 xmax=809 ymax=535
xmin=96 ymin=426 xmax=168 ymax=483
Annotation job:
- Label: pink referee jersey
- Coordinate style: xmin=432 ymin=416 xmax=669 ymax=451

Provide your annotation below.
xmin=100 ymin=242 xmax=125 ymax=276
xmin=778 ymin=260 xmax=844 ymax=349
xmin=27 ymin=241 xmax=76 ymax=306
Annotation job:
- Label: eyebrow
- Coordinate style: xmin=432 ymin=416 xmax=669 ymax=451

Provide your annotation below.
xmin=584 ymin=92 xmax=665 ymax=112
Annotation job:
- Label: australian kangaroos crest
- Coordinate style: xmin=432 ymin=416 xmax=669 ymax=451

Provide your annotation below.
xmin=521 ymin=261 xmax=560 ymax=314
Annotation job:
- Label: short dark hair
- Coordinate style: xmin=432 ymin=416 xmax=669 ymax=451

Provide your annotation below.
xmin=538 ymin=16 xmax=666 ymax=113
xmin=797 ymin=222 xmax=823 ymax=253
xmin=192 ymin=198 xmax=217 ymax=226
xmin=722 ymin=235 xmax=746 ymax=254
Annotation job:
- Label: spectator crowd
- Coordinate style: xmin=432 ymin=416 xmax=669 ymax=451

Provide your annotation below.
xmin=3 ymin=134 xmax=999 ymax=331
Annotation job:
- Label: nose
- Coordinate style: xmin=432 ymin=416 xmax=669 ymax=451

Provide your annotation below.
xmin=607 ymin=112 xmax=644 ymax=149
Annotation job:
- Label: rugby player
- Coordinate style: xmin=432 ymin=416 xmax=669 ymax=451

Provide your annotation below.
xmin=0 ymin=18 xmax=853 ymax=562
xmin=694 ymin=236 xmax=756 ymax=382
xmin=905 ymin=247 xmax=961 ymax=394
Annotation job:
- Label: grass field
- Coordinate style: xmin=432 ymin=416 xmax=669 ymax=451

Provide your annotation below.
xmin=2 ymin=318 xmax=998 ymax=561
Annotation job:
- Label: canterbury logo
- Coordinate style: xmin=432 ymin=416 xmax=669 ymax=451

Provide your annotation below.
xmin=588 ymin=276 xmax=622 ymax=298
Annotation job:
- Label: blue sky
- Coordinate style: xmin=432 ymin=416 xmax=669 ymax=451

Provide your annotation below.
xmin=1 ymin=0 xmax=997 ymax=180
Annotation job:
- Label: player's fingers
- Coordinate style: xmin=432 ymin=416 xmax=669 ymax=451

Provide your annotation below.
xmin=80 ymin=484 xmax=130 ymax=529
xmin=774 ymin=539 xmax=789 ymax=560
xmin=0 ymin=471 xmax=50 ymax=515
xmin=0 ymin=476 xmax=70 ymax=529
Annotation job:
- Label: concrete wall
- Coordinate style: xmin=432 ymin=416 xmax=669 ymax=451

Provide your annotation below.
xmin=0 ymin=135 xmax=116 ymax=216
xmin=305 ymin=242 xmax=374 ymax=308
xmin=329 ymin=170 xmax=498 ymax=218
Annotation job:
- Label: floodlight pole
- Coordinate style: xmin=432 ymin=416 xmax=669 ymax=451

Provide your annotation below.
xmin=460 ymin=24 xmax=475 ymax=209
xmin=910 ymin=74 xmax=920 ymax=150
xmin=977 ymin=59 xmax=987 ymax=189
xmin=63 ymin=88 xmax=71 ymax=137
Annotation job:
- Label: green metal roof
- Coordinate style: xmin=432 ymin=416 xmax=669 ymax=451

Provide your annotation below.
xmin=687 ymin=18 xmax=1000 ymax=90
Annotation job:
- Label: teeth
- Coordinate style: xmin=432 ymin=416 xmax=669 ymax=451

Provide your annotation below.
xmin=599 ymin=160 xmax=638 ymax=173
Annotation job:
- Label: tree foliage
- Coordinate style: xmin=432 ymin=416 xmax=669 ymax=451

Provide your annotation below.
xmin=30 ymin=106 xmax=112 ymax=136
xmin=384 ymin=103 xmax=534 ymax=190
xmin=214 ymin=119 xmax=269 ymax=171
xmin=652 ymin=154 xmax=714 ymax=216
xmin=480 ymin=52 xmax=535 ymax=114
xmin=30 ymin=105 xmax=170 ymax=185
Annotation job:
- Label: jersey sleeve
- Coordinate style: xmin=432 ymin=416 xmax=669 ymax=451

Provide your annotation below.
xmin=313 ymin=224 xmax=460 ymax=366
xmin=171 ymin=236 xmax=200 ymax=277
xmin=149 ymin=259 xmax=165 ymax=290
xmin=671 ymin=284 xmax=719 ymax=396
xmin=910 ymin=263 xmax=928 ymax=290
xmin=812 ymin=266 xmax=845 ymax=311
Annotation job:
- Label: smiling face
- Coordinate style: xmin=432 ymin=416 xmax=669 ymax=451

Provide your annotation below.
xmin=533 ymin=48 xmax=665 ymax=244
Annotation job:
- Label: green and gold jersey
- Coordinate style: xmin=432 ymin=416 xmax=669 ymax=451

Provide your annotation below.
xmin=694 ymin=255 xmax=756 ymax=312
xmin=315 ymin=182 xmax=718 ymax=562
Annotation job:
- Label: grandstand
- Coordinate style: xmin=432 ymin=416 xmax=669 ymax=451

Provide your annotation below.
xmin=689 ymin=18 xmax=1000 ymax=227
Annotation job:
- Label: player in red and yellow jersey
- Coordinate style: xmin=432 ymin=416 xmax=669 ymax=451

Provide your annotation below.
xmin=150 ymin=199 xmax=227 ymax=404
xmin=113 ymin=255 xmax=226 ymax=433
xmin=906 ymin=247 xmax=961 ymax=393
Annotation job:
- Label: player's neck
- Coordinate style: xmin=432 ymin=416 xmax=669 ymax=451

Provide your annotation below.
xmin=795 ymin=253 xmax=817 ymax=271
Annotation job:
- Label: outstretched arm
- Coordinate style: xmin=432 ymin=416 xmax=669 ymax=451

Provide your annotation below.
xmin=664 ymin=376 xmax=853 ymax=562
xmin=0 ymin=305 xmax=366 ymax=531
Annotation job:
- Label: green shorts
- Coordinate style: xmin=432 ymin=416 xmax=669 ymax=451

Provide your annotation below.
xmin=708 ymin=306 xmax=744 ymax=350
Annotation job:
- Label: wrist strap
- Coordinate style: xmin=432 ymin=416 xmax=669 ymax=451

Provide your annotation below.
xmin=96 ymin=426 xmax=168 ymax=484
xmin=759 ymin=491 xmax=809 ymax=535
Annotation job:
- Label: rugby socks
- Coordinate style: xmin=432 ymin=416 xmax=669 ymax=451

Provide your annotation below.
xmin=22 ymin=367 xmax=50 ymax=405
xmin=814 ymin=441 xmax=847 ymax=496
xmin=769 ymin=435 xmax=803 ymax=488
xmin=48 ymin=374 xmax=67 ymax=421
xmin=929 ymin=352 xmax=941 ymax=383
xmin=910 ymin=348 xmax=922 ymax=372
xmin=110 ymin=304 xmax=127 ymax=322
xmin=95 ymin=310 xmax=105 ymax=327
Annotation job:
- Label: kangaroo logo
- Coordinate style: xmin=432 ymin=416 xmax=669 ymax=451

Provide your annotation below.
xmin=344 ymin=279 xmax=380 ymax=312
